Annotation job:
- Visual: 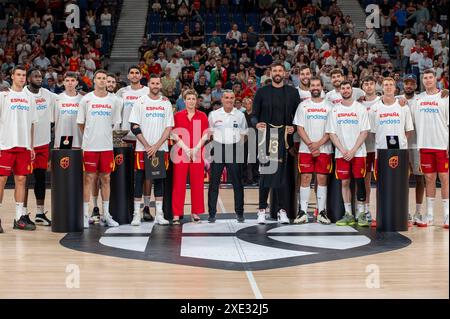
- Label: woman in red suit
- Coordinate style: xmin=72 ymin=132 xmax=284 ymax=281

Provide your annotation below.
xmin=171 ymin=89 xmax=209 ymax=224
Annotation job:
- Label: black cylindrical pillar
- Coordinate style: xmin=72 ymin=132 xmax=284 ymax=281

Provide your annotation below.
xmin=376 ymin=149 xmax=409 ymax=231
xmin=51 ymin=149 xmax=83 ymax=233
xmin=326 ymin=158 xmax=356 ymax=223
xmin=110 ymin=146 xmax=134 ymax=225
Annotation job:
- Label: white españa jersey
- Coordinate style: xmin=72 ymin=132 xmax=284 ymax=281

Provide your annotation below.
xmin=326 ymin=101 xmax=370 ymax=159
xmin=325 ymin=87 xmax=365 ymax=106
xmin=361 ymin=96 xmax=380 ymax=153
xmin=410 ymin=90 xmax=449 ymax=150
xmin=128 ymin=95 xmax=174 ymax=152
xmin=371 ymin=99 xmax=414 ymax=150
xmin=24 ymin=86 xmax=55 ymax=147
xmin=77 ymin=91 xmax=122 ymax=151
xmin=294 ymin=87 xmax=325 ymax=143
xmin=53 ymin=92 xmax=83 ymax=148
xmin=116 ymin=85 xmax=150 ymax=141
xmin=293 ymin=98 xmax=333 ymax=154
xmin=0 ymin=89 xmax=38 ymax=150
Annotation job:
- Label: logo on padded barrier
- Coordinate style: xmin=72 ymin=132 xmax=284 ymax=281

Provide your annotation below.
xmin=115 ymin=154 xmax=124 ymax=166
xmin=389 ymin=156 xmax=399 ymax=169
xmin=60 ymin=157 xmax=70 ymax=169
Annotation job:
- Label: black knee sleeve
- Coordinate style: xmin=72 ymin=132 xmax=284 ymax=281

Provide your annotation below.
xmin=153 ymin=178 xmax=164 ymax=197
xmin=134 ymin=170 xmax=144 ymax=198
xmin=356 ymin=178 xmax=366 ymax=202
xmin=33 ymin=169 xmax=46 ymax=200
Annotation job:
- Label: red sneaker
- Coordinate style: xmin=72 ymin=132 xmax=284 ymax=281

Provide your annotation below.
xmin=370 ymin=220 xmax=377 ymax=228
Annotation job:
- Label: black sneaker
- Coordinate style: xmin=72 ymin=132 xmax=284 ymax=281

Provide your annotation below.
xmin=0 ymin=219 xmax=3 ymax=233
xmin=35 ymin=212 xmax=52 ymax=226
xmin=293 ymin=210 xmax=308 ymax=224
xmin=24 ymin=214 xmax=36 ymax=226
xmin=208 ymin=215 xmax=216 ymax=223
xmin=91 ymin=207 xmax=100 ymax=224
xmin=14 ymin=215 xmax=36 ymax=231
xmin=317 ymin=210 xmax=331 ymax=225
xmin=143 ymin=206 xmax=154 ymax=221
xmin=236 ymin=215 xmax=245 ymax=223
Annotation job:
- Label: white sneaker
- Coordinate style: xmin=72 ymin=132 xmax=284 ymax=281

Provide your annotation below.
xmin=413 ymin=213 xmax=423 ymax=225
xmin=257 ymin=210 xmax=266 ymax=224
xmin=277 ymin=209 xmax=290 ymax=224
xmin=84 ymin=214 xmax=89 ymax=229
xmin=102 ymin=214 xmax=119 ymax=227
xmin=417 ymin=214 xmax=433 ymax=227
xmin=131 ymin=212 xmax=141 ymax=226
xmin=444 ymin=215 xmax=449 ymax=229
xmin=155 ymin=212 xmax=169 ymax=225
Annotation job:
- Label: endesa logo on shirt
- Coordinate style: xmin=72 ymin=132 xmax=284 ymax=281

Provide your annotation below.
xmin=124 ymin=95 xmax=139 ymax=108
xmin=306 ymin=107 xmax=328 ymax=121
xmin=60 ymin=103 xmax=79 ymax=115
xmin=9 ymin=98 xmax=30 ymax=111
xmin=35 ymin=98 xmax=48 ymax=111
xmin=336 ymin=112 xmax=358 ymax=125
xmin=419 ymin=101 xmax=440 ymax=113
xmin=91 ymin=103 xmax=112 ymax=116
xmin=379 ymin=111 xmax=401 ymax=125
xmin=145 ymin=106 xmax=165 ymax=118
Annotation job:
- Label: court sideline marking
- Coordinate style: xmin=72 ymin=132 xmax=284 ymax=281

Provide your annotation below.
xmin=219 ymin=194 xmax=263 ymax=299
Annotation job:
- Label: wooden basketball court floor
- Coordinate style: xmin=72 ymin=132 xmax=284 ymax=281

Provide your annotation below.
xmin=0 ymin=187 xmax=448 ymax=299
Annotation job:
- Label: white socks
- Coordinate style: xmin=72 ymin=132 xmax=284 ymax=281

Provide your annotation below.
xmin=83 ymin=202 xmax=89 ymax=217
xmin=299 ymin=186 xmax=310 ymax=212
xmin=134 ymin=201 xmax=141 ymax=214
xmin=415 ymin=203 xmax=422 ymax=215
xmin=357 ymin=203 xmax=365 ymax=215
xmin=365 ymin=203 xmax=370 ymax=213
xmin=317 ymin=186 xmax=327 ymax=212
xmin=344 ymin=203 xmax=352 ymax=215
xmin=15 ymin=202 xmax=24 ymax=220
xmin=426 ymin=197 xmax=435 ymax=217
xmin=37 ymin=205 xmax=44 ymax=215
xmin=144 ymin=196 xmax=151 ymax=208
xmin=155 ymin=201 xmax=163 ymax=214
xmin=92 ymin=196 xmax=98 ymax=208
xmin=103 ymin=201 xmax=110 ymax=217
xmin=443 ymin=199 xmax=449 ymax=216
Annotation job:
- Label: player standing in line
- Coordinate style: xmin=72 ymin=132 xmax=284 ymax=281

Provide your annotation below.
xmin=77 ymin=69 xmax=122 ymax=228
xmin=128 ymin=74 xmax=172 ymax=226
xmin=410 ymin=69 xmax=449 ymax=228
xmin=116 ymin=66 xmax=154 ymax=222
xmin=359 ymin=76 xmax=380 ymax=226
xmin=88 ymin=72 xmax=119 ymax=222
xmin=326 ymin=81 xmax=370 ymax=226
xmin=0 ymin=66 xmax=38 ymax=232
xmin=53 ymin=72 xmax=83 ymax=150
xmin=293 ymin=76 xmax=333 ymax=225
xmin=371 ymin=77 xmax=415 ymax=226
xmin=22 ymin=68 xmax=55 ymax=226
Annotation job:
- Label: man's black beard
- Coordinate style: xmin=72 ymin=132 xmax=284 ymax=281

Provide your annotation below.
xmin=342 ymin=95 xmax=352 ymax=100
xmin=30 ymin=83 xmax=41 ymax=90
xmin=311 ymin=91 xmax=321 ymax=98
xmin=273 ymin=76 xmax=283 ymax=84
xmin=404 ymin=91 xmax=415 ymax=98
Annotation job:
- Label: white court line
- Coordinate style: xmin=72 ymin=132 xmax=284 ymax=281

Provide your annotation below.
xmin=219 ymin=195 xmax=264 ymax=299
xmin=217 ymin=195 xmax=226 ymax=214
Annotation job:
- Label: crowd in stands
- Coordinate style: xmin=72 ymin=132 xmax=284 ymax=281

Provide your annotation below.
xmin=140 ymin=0 xmax=448 ymax=107
xmin=0 ymin=0 xmax=122 ymax=92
